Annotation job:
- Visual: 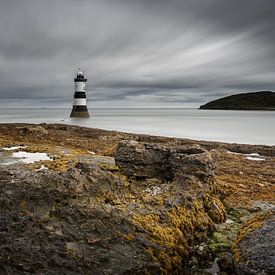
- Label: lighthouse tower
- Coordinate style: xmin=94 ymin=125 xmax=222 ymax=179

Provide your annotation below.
xmin=70 ymin=68 xmax=90 ymax=118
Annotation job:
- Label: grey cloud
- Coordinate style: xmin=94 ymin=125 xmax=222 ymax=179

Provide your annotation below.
xmin=0 ymin=0 xmax=274 ymax=107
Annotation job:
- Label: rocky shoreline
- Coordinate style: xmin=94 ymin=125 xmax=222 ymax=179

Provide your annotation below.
xmin=0 ymin=123 xmax=274 ymax=274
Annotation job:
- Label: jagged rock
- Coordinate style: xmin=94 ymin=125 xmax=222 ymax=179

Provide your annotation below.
xmin=115 ymin=140 xmax=214 ymax=182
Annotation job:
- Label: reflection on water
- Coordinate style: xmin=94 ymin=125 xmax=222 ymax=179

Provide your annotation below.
xmin=0 ymin=108 xmax=274 ymax=145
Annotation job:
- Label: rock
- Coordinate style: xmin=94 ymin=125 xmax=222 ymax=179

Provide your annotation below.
xmin=204 ymin=257 xmax=220 ymax=274
xmin=115 ymin=140 xmax=172 ymax=180
xmin=218 ymin=252 xmax=234 ymax=273
xmin=198 ymin=245 xmax=204 ymax=252
xmin=115 ymin=140 xmax=214 ymax=182
xmin=20 ymin=125 xmax=48 ymax=136
xmin=234 ymin=212 xmax=275 ymax=275
xmin=0 ymin=166 xmax=152 ymax=274
xmin=170 ymin=145 xmax=215 ymax=182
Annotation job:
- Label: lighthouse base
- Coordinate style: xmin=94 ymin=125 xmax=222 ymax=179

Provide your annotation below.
xmin=70 ymin=105 xmax=90 ymax=118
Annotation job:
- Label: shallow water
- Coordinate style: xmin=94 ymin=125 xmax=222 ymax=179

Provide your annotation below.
xmin=1 ymin=146 xmax=52 ymax=165
xmin=0 ymin=108 xmax=274 ymax=145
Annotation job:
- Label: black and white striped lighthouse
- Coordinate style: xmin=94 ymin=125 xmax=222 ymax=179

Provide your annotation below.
xmin=70 ymin=68 xmax=90 ymax=118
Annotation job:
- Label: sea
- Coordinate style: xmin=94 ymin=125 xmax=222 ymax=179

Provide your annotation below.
xmin=0 ymin=108 xmax=274 ymax=145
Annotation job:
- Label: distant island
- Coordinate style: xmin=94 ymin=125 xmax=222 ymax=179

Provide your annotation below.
xmin=200 ymin=91 xmax=275 ymax=110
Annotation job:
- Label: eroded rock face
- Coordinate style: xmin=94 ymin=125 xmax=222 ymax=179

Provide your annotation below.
xmin=115 ymin=140 xmax=214 ymax=182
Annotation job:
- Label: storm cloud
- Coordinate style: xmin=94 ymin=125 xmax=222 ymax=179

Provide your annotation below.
xmin=0 ymin=0 xmax=274 ymax=107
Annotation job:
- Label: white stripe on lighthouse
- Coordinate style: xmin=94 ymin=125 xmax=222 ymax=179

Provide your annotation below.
xmin=75 ymin=82 xmax=86 ymax=92
xmin=74 ymin=98 xmax=87 ymax=106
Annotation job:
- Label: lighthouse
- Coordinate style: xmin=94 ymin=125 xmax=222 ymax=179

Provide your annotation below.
xmin=70 ymin=68 xmax=90 ymax=118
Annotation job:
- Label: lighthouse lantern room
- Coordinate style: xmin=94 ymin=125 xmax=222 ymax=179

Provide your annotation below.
xmin=70 ymin=68 xmax=90 ymax=118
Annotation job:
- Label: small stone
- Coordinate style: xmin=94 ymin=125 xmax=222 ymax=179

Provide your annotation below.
xmin=218 ymin=252 xmax=234 ymax=273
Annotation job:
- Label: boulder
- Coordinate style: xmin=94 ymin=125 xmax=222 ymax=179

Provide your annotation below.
xmin=115 ymin=140 xmax=172 ymax=180
xmin=115 ymin=140 xmax=214 ymax=182
xmin=170 ymin=146 xmax=215 ymax=182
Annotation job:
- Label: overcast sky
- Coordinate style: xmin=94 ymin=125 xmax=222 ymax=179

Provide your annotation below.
xmin=0 ymin=0 xmax=274 ymax=108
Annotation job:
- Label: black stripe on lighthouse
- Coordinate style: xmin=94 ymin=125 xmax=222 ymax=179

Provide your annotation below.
xmin=74 ymin=92 xmax=86 ymax=98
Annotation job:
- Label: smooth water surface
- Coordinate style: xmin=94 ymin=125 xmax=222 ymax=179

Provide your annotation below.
xmin=0 ymin=108 xmax=274 ymax=145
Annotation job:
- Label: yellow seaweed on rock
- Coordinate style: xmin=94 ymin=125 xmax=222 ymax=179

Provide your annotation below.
xmin=204 ymin=197 xmax=226 ymax=223
xmin=131 ymin=194 xmax=226 ymax=272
